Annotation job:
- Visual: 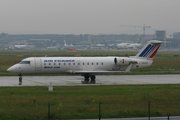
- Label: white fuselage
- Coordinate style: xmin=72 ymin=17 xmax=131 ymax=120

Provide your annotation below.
xmin=8 ymin=56 xmax=152 ymax=74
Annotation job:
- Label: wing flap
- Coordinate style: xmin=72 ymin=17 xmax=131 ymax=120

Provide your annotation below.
xmin=67 ymin=70 xmax=125 ymax=74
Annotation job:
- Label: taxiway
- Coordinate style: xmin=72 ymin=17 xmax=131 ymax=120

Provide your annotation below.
xmin=0 ymin=74 xmax=180 ymax=86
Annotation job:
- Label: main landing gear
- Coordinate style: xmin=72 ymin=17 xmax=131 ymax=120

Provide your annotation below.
xmin=81 ymin=73 xmax=96 ymax=84
xmin=19 ymin=74 xmax=22 ymax=85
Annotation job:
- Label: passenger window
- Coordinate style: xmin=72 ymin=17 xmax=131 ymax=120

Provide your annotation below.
xmin=64 ymin=63 xmax=66 ymax=65
xmin=97 ymin=63 xmax=98 ymax=65
xmin=87 ymin=63 xmax=89 ymax=65
xmin=82 ymin=63 xmax=84 ymax=65
xmin=69 ymin=63 xmax=71 ymax=65
xmin=78 ymin=63 xmax=80 ymax=65
xmin=59 ymin=63 xmax=61 ymax=65
xmin=49 ymin=63 xmax=51 ymax=65
xmin=73 ymin=63 xmax=75 ymax=65
xmin=92 ymin=63 xmax=93 ymax=65
xmin=101 ymin=63 xmax=103 ymax=65
xmin=54 ymin=63 xmax=56 ymax=65
xmin=44 ymin=63 xmax=46 ymax=65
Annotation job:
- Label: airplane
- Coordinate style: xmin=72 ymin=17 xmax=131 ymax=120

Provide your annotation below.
xmin=116 ymin=39 xmax=142 ymax=49
xmin=92 ymin=39 xmax=105 ymax=47
xmin=128 ymin=38 xmax=142 ymax=49
xmin=64 ymin=40 xmax=73 ymax=48
xmin=128 ymin=43 xmax=142 ymax=49
xmin=7 ymin=40 xmax=162 ymax=85
xmin=116 ymin=42 xmax=130 ymax=49
xmin=14 ymin=41 xmax=34 ymax=49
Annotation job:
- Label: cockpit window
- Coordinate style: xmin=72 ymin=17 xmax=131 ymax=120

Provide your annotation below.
xmin=19 ymin=61 xmax=30 ymax=64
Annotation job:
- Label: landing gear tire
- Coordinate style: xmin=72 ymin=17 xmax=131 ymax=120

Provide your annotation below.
xmin=84 ymin=76 xmax=89 ymax=84
xmin=90 ymin=75 xmax=96 ymax=84
xmin=19 ymin=74 xmax=22 ymax=85
xmin=81 ymin=74 xmax=96 ymax=84
xmin=90 ymin=79 xmax=96 ymax=84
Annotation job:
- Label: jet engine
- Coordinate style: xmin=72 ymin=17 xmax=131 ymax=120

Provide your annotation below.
xmin=114 ymin=57 xmax=137 ymax=66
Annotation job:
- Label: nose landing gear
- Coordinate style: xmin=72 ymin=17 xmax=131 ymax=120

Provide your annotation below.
xmin=19 ymin=74 xmax=22 ymax=85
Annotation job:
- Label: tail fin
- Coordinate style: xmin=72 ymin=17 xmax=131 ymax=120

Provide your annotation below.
xmin=64 ymin=40 xmax=68 ymax=47
xmin=64 ymin=40 xmax=66 ymax=45
xmin=135 ymin=40 xmax=162 ymax=59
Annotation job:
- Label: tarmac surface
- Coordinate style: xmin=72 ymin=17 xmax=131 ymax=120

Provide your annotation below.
xmin=1 ymin=74 xmax=180 ymax=86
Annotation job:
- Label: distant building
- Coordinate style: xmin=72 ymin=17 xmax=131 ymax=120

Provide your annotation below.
xmin=3 ymin=32 xmax=180 ymax=50
xmin=173 ymin=32 xmax=180 ymax=39
xmin=155 ymin=30 xmax=166 ymax=40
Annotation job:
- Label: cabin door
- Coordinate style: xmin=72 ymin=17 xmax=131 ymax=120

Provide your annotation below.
xmin=34 ymin=58 xmax=42 ymax=71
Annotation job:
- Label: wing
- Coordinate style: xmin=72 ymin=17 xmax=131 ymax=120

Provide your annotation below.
xmin=67 ymin=70 xmax=124 ymax=74
xmin=67 ymin=63 xmax=133 ymax=74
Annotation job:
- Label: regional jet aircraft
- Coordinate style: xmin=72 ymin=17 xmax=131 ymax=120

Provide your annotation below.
xmin=7 ymin=40 xmax=162 ymax=85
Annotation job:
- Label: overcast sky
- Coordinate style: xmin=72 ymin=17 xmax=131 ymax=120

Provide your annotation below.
xmin=0 ymin=0 xmax=179 ymax=36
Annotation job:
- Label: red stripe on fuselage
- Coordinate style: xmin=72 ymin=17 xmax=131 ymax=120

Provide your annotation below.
xmin=149 ymin=45 xmax=160 ymax=58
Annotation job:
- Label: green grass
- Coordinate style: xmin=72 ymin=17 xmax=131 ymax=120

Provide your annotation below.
xmin=0 ymin=85 xmax=180 ymax=119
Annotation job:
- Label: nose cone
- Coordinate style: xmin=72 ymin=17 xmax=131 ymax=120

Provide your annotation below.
xmin=7 ymin=67 xmax=12 ymax=72
xmin=7 ymin=66 xmax=16 ymax=73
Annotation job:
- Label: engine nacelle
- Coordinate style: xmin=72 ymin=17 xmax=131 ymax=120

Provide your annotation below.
xmin=114 ymin=57 xmax=137 ymax=66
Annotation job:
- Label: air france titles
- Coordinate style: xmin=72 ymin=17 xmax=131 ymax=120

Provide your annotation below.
xmin=44 ymin=59 xmax=75 ymax=69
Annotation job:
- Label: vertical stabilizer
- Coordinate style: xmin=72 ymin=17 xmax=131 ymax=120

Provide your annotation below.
xmin=135 ymin=40 xmax=162 ymax=59
xmin=64 ymin=40 xmax=68 ymax=47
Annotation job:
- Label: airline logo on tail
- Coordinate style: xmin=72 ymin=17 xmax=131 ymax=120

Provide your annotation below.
xmin=136 ymin=40 xmax=162 ymax=59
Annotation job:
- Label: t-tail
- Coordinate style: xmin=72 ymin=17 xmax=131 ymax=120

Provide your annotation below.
xmin=135 ymin=40 xmax=162 ymax=59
